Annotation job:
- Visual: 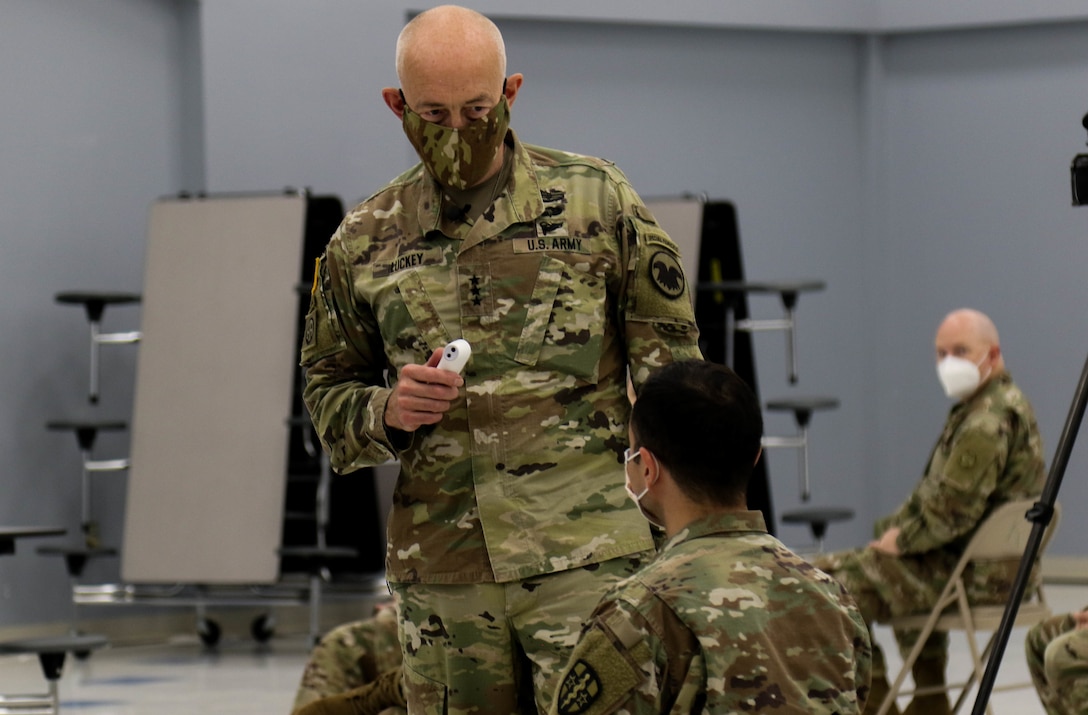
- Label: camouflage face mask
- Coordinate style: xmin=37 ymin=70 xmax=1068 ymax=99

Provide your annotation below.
xmin=400 ymin=96 xmax=510 ymax=191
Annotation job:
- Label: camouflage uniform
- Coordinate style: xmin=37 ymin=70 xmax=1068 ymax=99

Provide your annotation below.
xmin=814 ymin=372 xmax=1045 ymax=667
xmin=301 ymin=129 xmax=701 ymax=713
xmin=1026 ymin=610 xmax=1088 ymax=715
xmin=291 ymin=604 xmax=403 ymax=713
xmin=549 ymin=511 xmax=872 ymax=715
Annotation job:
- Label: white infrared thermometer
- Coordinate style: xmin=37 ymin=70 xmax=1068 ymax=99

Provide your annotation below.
xmin=437 ymin=339 xmax=472 ymax=374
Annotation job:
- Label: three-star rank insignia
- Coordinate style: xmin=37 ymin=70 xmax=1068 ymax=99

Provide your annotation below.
xmin=556 ymin=660 xmax=602 ymax=715
xmin=650 ymin=251 xmax=685 ymax=299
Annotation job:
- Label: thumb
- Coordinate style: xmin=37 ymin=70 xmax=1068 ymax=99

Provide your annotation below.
xmin=424 ymin=347 xmax=444 ymax=368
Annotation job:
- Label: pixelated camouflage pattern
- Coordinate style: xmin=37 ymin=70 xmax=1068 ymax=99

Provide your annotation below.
xmin=293 ymin=668 xmax=406 ymax=715
xmin=292 ymin=605 xmax=403 ymax=713
xmin=1027 ymin=611 xmax=1088 ymax=715
xmin=394 ymin=555 xmax=645 ymax=715
xmin=876 ymin=372 xmax=1045 ymax=555
xmin=401 ymin=99 xmax=509 ymax=191
xmin=549 ymin=511 xmax=872 ymax=715
xmin=301 ymin=129 xmax=700 ymax=585
xmin=814 ymin=372 xmax=1045 ymax=665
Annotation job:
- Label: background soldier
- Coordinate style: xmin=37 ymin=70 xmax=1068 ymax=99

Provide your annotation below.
xmin=814 ymin=308 xmax=1047 ymax=715
xmin=1026 ymin=606 xmax=1088 ymax=715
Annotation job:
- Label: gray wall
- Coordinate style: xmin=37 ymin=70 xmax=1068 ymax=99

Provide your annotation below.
xmin=0 ymin=0 xmax=194 ymax=626
xmin=3 ymin=0 xmax=1088 ymax=628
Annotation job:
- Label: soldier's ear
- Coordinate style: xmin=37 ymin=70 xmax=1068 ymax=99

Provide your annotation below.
xmin=503 ymin=74 xmax=524 ymax=109
xmin=382 ymin=87 xmax=406 ymax=119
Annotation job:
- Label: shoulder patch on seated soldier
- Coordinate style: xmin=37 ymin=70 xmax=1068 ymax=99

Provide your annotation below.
xmin=556 ymin=660 xmax=603 ymax=715
xmin=554 ymin=621 xmax=645 ymax=715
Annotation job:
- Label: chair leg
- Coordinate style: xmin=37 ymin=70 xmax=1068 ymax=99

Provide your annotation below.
xmin=879 ymin=632 xmax=929 ymax=715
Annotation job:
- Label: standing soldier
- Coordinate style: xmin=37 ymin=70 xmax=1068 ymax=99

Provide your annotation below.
xmin=300 ymin=6 xmax=701 ymax=712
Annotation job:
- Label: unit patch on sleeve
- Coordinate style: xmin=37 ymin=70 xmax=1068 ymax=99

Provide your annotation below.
xmin=649 ymin=250 xmax=686 ymax=299
xmin=556 ymin=660 xmax=602 ymax=715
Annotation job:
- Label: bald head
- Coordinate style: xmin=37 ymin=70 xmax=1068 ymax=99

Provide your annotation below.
xmin=940 ymin=309 xmax=999 ymax=346
xmin=396 ymin=6 xmax=507 ymax=86
xmin=935 ymin=308 xmax=1005 ymax=382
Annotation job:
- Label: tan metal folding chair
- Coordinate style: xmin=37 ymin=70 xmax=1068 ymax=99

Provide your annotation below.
xmin=876 ymin=498 xmax=1061 ymax=715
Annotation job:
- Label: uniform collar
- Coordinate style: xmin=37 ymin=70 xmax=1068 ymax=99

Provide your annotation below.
xmin=660 ymin=510 xmax=769 ymax=553
xmin=415 ymin=129 xmax=545 ymax=242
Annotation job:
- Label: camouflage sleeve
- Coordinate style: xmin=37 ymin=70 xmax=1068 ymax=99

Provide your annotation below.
xmin=895 ymin=413 xmax=1008 ymax=554
xmin=1044 ymin=627 xmax=1088 ymax=713
xmin=300 ymin=230 xmax=402 ymax=472
xmin=613 ymin=182 xmax=702 ymax=389
xmin=549 ymin=601 xmax=661 ymax=715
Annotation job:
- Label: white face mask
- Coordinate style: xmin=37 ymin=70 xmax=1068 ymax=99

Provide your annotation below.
xmin=624 ymin=447 xmax=665 ymax=530
xmin=936 ymin=353 xmax=989 ymax=401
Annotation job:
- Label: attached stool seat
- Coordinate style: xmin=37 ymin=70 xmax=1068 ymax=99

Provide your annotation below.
xmin=0 ymin=634 xmax=108 ymax=713
xmin=45 ymin=420 xmax=128 ymax=552
xmin=780 ymin=507 xmax=854 ymax=552
xmin=694 ymin=280 xmax=825 ymax=384
xmin=54 ymin=291 xmax=141 ymax=404
xmin=763 ymin=397 xmax=840 ymax=502
xmin=35 ymin=546 xmax=118 ymax=580
xmin=764 ymin=397 xmax=852 ymax=550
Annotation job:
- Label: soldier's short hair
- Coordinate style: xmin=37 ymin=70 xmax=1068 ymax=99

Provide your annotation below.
xmin=631 ymin=360 xmax=762 ymax=506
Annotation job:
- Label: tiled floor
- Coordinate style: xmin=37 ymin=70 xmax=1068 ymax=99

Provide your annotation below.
xmin=0 ymin=584 xmax=1084 ymax=714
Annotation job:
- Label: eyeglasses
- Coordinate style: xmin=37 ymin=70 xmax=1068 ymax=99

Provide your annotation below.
xmin=624 ymin=446 xmax=641 ymax=464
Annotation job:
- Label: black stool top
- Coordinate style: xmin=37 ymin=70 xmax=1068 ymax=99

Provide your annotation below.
xmin=781 ymin=507 xmax=855 ymax=525
xmin=47 ymin=420 xmax=127 ymax=432
xmin=278 ymin=546 xmax=359 ymax=560
xmin=47 ymin=420 xmax=127 ymax=451
xmin=765 ymin=398 xmax=840 ymax=427
xmin=781 ymin=507 xmax=855 ymax=541
xmin=56 ymin=291 xmax=141 ymax=322
xmin=695 ymin=280 xmax=825 ymax=309
xmin=37 ymin=545 xmax=118 ymax=577
xmin=0 ymin=526 xmax=66 ymax=556
xmin=695 ymin=280 xmax=826 ymax=295
xmin=0 ymin=634 xmax=108 ymax=655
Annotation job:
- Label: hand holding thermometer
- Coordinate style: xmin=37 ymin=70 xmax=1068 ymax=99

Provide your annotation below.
xmin=437 ymin=339 xmax=472 ymax=374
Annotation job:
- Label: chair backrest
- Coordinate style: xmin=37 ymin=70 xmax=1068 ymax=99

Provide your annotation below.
xmin=962 ymin=497 xmax=1061 ymax=564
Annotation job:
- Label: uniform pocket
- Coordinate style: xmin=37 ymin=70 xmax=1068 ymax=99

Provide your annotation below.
xmin=402 ymin=661 xmax=449 ymax=715
xmin=514 ymin=255 xmax=604 ymax=383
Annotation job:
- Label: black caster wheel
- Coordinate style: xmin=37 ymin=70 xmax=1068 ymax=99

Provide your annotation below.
xmin=250 ymin=613 xmax=275 ymax=643
xmin=197 ymin=617 xmax=221 ymax=647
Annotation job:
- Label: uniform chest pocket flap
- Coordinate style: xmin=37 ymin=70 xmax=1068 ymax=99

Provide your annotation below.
xmin=514 ymin=255 xmax=605 ymax=383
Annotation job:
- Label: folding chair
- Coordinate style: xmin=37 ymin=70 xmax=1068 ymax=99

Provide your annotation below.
xmin=876 ymin=498 xmax=1061 ymax=715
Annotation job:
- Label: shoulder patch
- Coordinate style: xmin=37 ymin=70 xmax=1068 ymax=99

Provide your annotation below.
xmin=649 ymin=250 xmax=685 ymax=299
xmin=554 ymin=619 xmax=647 ymax=715
xmin=556 ymin=660 xmax=602 ymax=715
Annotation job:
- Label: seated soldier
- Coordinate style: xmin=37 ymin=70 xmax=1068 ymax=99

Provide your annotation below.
xmin=1026 ymin=606 xmax=1088 ymax=715
xmin=547 ymin=359 xmax=871 ymax=714
xmin=291 ymin=601 xmax=403 ymax=715
xmin=814 ymin=308 xmax=1046 ymax=715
